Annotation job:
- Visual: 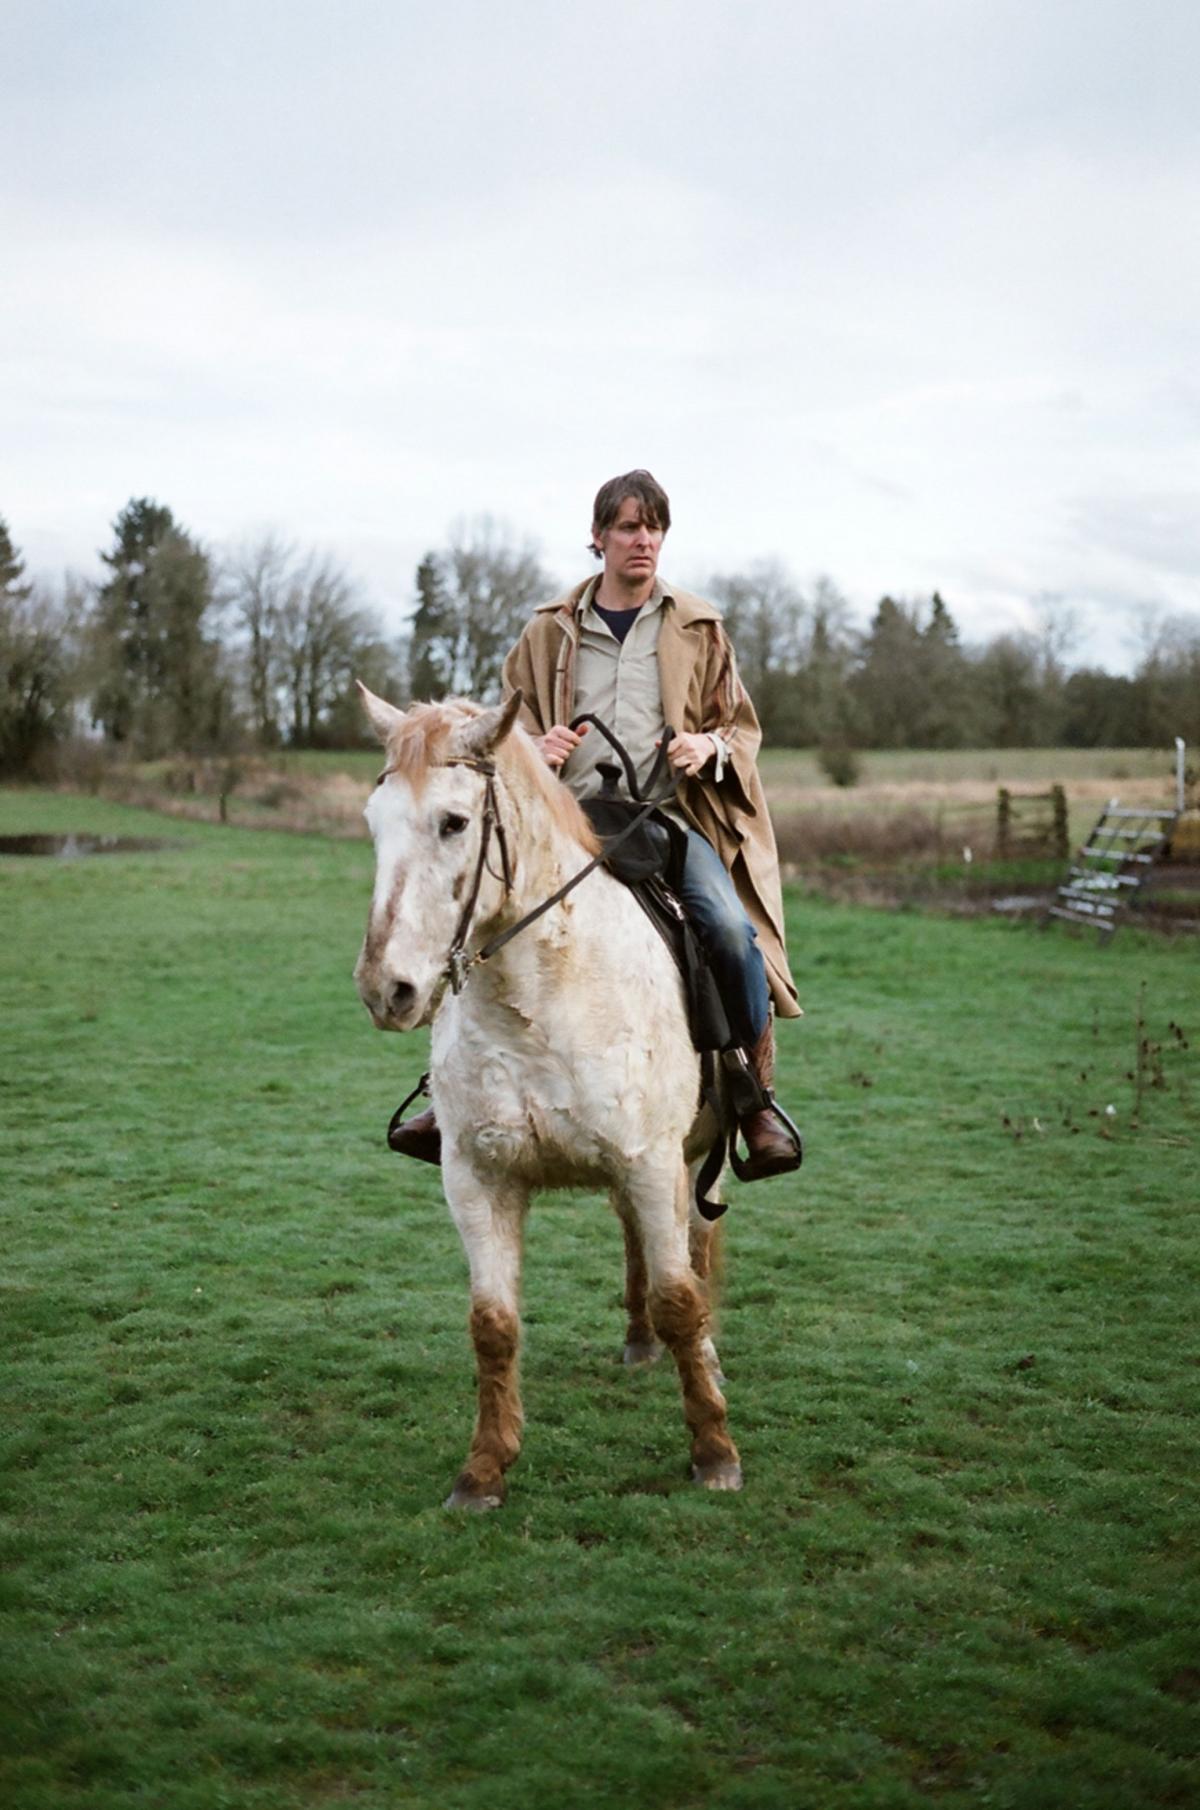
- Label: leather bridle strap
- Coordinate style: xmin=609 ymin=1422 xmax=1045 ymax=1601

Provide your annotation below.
xmin=439 ymin=758 xmax=512 ymax=994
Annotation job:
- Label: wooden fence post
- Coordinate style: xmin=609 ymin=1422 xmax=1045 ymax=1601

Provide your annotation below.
xmin=1051 ymin=784 xmax=1068 ymax=860
xmin=997 ymin=788 xmax=1011 ymax=858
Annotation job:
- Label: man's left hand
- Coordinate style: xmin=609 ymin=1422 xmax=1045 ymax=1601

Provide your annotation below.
xmin=658 ymin=731 xmax=713 ymax=778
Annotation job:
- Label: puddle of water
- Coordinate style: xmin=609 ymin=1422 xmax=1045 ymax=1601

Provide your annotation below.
xmin=0 ymin=834 xmax=177 ymax=858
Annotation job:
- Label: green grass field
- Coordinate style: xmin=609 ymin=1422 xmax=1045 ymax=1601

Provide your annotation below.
xmin=2 ymin=787 xmax=1198 ymax=1809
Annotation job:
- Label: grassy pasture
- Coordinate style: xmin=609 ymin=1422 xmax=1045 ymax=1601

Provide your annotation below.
xmin=2 ymin=787 xmax=1198 ymax=1809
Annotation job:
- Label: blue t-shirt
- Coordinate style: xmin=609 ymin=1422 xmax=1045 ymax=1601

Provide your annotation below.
xmin=591 ymin=601 xmax=641 ymax=645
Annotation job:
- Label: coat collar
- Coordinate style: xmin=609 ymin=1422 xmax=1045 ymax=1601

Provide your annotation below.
xmin=535 ymin=577 xmax=722 ymax=629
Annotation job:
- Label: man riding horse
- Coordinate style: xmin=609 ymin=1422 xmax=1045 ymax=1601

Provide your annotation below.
xmin=390 ymin=469 xmax=802 ymax=1179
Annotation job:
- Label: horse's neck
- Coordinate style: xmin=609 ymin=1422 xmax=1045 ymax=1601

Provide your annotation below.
xmin=475 ymin=769 xmax=628 ymax=992
xmin=503 ymin=772 xmax=595 ymax=911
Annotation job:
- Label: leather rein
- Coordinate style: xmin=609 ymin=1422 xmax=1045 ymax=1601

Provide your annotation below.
xmin=375 ymin=723 xmax=677 ymax=1000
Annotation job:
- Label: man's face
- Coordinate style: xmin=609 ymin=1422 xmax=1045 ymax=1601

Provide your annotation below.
xmin=593 ymin=498 xmax=665 ymax=587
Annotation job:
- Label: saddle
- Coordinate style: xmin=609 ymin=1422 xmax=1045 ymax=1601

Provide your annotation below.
xmin=579 ymin=763 xmax=732 ymax=1056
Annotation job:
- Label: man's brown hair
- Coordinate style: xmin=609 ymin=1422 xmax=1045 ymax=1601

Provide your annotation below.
xmin=590 ymin=470 xmax=671 ymax=554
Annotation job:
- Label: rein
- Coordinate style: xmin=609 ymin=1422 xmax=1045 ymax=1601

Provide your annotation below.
xmin=377 ymin=724 xmax=677 ymax=999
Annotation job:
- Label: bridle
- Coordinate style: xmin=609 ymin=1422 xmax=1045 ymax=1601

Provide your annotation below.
xmin=373 ymin=722 xmax=677 ymax=999
xmin=439 ymin=756 xmax=514 ymax=994
xmin=374 ymin=752 xmax=513 ymax=997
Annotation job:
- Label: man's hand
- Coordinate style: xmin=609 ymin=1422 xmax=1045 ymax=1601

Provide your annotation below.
xmin=658 ymin=730 xmax=714 ymax=778
xmin=537 ymin=723 xmax=589 ymax=769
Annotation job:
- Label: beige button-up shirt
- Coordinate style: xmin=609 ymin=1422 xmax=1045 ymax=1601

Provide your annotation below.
xmin=560 ymin=576 xmax=672 ymax=803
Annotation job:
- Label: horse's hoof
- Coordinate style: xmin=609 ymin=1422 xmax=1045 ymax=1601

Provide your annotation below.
xmin=443 ymin=1484 xmax=504 ymax=1512
xmin=692 ymin=1460 xmax=743 ymax=1492
xmin=623 ymin=1339 xmax=662 ymax=1367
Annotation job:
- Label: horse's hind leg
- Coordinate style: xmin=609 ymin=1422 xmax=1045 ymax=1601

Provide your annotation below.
xmin=443 ymin=1170 xmax=528 ymax=1511
xmin=617 ymin=1205 xmax=661 ymax=1367
xmin=628 ymin=1165 xmax=742 ymax=1491
xmin=687 ymin=1192 xmax=726 ymax=1387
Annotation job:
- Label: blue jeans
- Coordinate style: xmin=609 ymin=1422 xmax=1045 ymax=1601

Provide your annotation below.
xmin=675 ymin=828 xmax=770 ymax=1049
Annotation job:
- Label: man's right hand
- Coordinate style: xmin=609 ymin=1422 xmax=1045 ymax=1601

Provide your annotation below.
xmin=536 ymin=723 xmax=589 ymax=769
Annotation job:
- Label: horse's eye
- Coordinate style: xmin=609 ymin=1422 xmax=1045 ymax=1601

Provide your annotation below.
xmin=439 ymin=812 xmax=469 ymax=839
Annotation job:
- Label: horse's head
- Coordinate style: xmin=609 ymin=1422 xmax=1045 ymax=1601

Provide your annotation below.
xmin=353 ymin=686 xmax=523 ymax=1031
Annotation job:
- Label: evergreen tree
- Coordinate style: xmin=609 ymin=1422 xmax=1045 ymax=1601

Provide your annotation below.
xmin=851 ymin=596 xmax=927 ymax=746
xmin=91 ymin=498 xmax=227 ymax=755
xmin=408 ymin=553 xmax=456 ymax=699
xmin=0 ymin=515 xmax=32 ymax=603
xmin=915 ymin=591 xmax=971 ymax=747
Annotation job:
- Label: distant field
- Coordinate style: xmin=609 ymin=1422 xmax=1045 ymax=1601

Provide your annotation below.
xmin=2 ymin=785 xmax=1198 ymax=1808
xmin=88 ymin=745 xmax=1184 ymax=851
xmin=273 ymin=743 xmax=1174 ymax=791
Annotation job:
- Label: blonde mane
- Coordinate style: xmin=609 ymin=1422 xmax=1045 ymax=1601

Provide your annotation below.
xmin=380 ymin=702 xmax=457 ymax=790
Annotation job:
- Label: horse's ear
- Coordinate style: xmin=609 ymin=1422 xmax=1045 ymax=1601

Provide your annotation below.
xmin=357 ymin=680 xmax=406 ymax=746
xmin=454 ymin=690 xmax=524 ymax=760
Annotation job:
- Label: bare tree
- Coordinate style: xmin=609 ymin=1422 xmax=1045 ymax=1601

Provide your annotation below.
xmin=706 ymin=559 xmax=808 ymax=737
xmin=0 ymin=573 xmax=88 ymax=775
xmin=225 ymin=536 xmax=402 ymax=746
xmin=408 ymin=518 xmax=555 ymax=701
xmin=226 ymin=533 xmax=294 ymax=744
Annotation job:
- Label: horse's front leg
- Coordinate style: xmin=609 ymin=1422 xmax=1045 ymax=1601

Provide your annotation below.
xmin=443 ymin=1166 xmax=528 ymax=1511
xmin=625 ymin=1163 xmax=742 ymax=1492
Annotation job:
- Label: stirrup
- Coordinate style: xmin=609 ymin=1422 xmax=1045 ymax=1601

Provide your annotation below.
xmin=387 ymin=1064 xmax=439 ymax=1165
xmin=720 ymin=1048 xmax=804 ymax=1179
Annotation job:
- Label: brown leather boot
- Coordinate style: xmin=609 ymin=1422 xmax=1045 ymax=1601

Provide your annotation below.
xmin=737 ymin=1019 xmax=802 ymax=1180
xmin=387 ymin=1105 xmax=442 ymax=1165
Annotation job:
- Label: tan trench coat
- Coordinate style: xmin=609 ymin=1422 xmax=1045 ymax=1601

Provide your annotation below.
xmin=501 ymin=580 xmax=801 ymax=1018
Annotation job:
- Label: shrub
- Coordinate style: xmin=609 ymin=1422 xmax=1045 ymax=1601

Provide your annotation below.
xmin=817 ymin=740 xmax=861 ymax=787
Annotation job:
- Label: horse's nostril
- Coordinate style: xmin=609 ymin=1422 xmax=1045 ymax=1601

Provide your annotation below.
xmin=390 ymin=979 xmax=416 ymax=1016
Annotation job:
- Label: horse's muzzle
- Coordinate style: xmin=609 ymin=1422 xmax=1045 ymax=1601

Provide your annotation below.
xmin=361 ymin=975 xmax=422 ymax=1031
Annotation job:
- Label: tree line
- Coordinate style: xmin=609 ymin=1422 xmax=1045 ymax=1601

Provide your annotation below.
xmin=3 ymin=499 xmax=1198 ymax=779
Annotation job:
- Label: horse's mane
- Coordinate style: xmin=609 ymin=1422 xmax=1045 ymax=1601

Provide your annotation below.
xmin=382 ymin=699 xmax=600 ymax=855
xmin=380 ymin=702 xmax=456 ymax=787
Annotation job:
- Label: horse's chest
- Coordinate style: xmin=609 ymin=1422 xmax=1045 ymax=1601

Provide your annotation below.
xmin=434 ymin=1020 xmax=664 ymax=1185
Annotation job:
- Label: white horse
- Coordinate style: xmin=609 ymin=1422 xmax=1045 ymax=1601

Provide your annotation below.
xmin=354 ymin=686 xmax=741 ymax=1509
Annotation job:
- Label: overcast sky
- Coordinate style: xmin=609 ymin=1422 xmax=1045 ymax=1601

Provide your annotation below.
xmin=4 ymin=0 xmax=1198 ymax=672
